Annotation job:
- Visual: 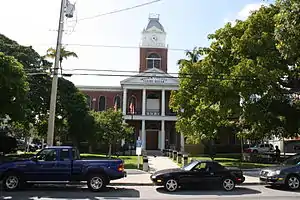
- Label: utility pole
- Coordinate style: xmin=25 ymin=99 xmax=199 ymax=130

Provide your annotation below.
xmin=46 ymin=0 xmax=67 ymax=146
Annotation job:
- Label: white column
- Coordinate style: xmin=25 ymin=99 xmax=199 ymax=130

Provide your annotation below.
xmin=180 ymin=133 xmax=185 ymax=152
xmin=142 ymin=88 xmax=146 ymax=115
xmin=158 ymin=131 xmax=161 ymax=150
xmin=161 ymin=120 xmax=165 ymax=150
xmin=122 ymin=88 xmax=127 ymax=115
xmin=161 ymin=89 xmax=165 ymax=116
xmin=142 ymin=120 xmax=146 ymax=150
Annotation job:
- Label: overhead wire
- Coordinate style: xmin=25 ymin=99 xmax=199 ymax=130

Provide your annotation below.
xmin=74 ymin=0 xmax=162 ymax=22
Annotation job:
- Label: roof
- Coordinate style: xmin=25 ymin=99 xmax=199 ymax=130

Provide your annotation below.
xmin=145 ymin=15 xmax=165 ymax=32
xmin=120 ymin=67 xmax=179 ymax=86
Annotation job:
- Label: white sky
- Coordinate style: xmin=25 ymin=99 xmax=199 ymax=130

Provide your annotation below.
xmin=0 ymin=0 xmax=266 ymax=87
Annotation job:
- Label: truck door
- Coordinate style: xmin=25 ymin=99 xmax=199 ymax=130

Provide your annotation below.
xmin=26 ymin=148 xmax=58 ymax=181
xmin=55 ymin=148 xmax=72 ymax=181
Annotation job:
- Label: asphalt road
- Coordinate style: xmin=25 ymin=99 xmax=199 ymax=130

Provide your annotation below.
xmin=0 ymin=184 xmax=299 ymax=200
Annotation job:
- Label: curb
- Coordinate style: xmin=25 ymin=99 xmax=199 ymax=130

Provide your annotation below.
xmin=110 ymin=183 xmax=154 ymax=186
xmin=109 ymin=182 xmax=265 ymax=186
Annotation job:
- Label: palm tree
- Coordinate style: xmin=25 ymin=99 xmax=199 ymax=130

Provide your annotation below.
xmin=45 ymin=47 xmax=78 ymax=75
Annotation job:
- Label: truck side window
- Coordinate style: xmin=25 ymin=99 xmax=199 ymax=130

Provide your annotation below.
xmin=37 ymin=149 xmax=57 ymax=161
xmin=60 ymin=149 xmax=70 ymax=161
xmin=72 ymin=148 xmax=80 ymax=160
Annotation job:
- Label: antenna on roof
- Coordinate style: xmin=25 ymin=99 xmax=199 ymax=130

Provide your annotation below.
xmin=149 ymin=13 xmax=160 ymax=20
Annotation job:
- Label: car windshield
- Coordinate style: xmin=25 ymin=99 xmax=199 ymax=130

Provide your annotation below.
xmin=282 ymin=154 xmax=300 ymax=166
xmin=182 ymin=161 xmax=198 ymax=171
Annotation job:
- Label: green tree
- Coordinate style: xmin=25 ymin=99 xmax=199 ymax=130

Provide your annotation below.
xmin=0 ymin=53 xmax=29 ymax=121
xmin=275 ymin=0 xmax=300 ymax=65
xmin=91 ymin=109 xmax=133 ymax=157
xmin=45 ymin=47 xmax=78 ymax=74
xmin=170 ymin=4 xmax=300 ymax=142
xmin=0 ymin=34 xmax=91 ymax=145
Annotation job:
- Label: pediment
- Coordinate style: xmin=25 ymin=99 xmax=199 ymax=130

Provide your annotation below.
xmin=120 ymin=68 xmax=179 ymax=86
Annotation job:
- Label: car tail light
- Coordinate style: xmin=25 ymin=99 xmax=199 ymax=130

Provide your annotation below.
xmin=118 ymin=163 xmax=124 ymax=172
xmin=245 ymin=149 xmax=252 ymax=153
xmin=236 ymin=177 xmax=242 ymax=181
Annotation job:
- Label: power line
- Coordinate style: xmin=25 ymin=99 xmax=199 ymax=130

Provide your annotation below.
xmin=24 ymin=68 xmax=257 ymax=79
xmin=63 ymin=43 xmax=189 ymax=52
xmin=75 ymin=0 xmax=162 ymax=22
xmin=2 ymin=42 xmax=193 ymax=52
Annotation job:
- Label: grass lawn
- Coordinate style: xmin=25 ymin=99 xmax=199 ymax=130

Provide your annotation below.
xmin=189 ymin=155 xmax=275 ymax=169
xmin=2 ymin=152 xmax=141 ymax=169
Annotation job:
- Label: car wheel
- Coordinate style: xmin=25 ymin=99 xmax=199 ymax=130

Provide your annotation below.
xmin=164 ymin=178 xmax=178 ymax=192
xmin=285 ymin=175 xmax=300 ymax=190
xmin=3 ymin=173 xmax=21 ymax=191
xmin=222 ymin=177 xmax=235 ymax=191
xmin=87 ymin=174 xmax=106 ymax=192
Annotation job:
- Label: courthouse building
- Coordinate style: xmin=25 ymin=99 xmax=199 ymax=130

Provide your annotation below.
xmin=77 ymin=15 xmax=184 ymax=152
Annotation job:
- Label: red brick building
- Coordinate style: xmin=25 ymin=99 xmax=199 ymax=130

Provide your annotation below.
xmin=77 ymin=15 xmax=184 ymax=152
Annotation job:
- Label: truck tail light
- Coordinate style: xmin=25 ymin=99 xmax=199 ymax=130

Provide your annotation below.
xmin=118 ymin=163 xmax=124 ymax=172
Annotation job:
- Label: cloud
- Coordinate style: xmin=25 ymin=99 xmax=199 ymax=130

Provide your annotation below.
xmin=224 ymin=2 xmax=268 ymax=25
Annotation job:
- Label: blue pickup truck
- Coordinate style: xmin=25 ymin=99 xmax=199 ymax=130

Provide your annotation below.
xmin=0 ymin=146 xmax=126 ymax=192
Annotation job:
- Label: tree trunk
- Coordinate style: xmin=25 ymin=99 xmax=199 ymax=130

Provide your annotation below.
xmin=108 ymin=144 xmax=112 ymax=158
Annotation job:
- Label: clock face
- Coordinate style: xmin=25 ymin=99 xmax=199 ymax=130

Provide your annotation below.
xmin=151 ymin=35 xmax=157 ymax=42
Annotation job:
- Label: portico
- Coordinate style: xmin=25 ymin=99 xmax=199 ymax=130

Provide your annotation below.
xmin=120 ymin=68 xmax=184 ymax=151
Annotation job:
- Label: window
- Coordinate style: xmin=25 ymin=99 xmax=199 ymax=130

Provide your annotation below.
xmin=86 ymin=95 xmax=91 ymax=109
xmin=147 ymin=93 xmax=159 ymax=99
xmin=99 ymin=96 xmax=106 ymax=111
xmin=59 ymin=149 xmax=70 ymax=161
xmin=113 ymin=96 xmax=121 ymax=109
xmin=36 ymin=149 xmax=57 ymax=161
xmin=72 ymin=148 xmax=80 ymax=160
xmin=194 ymin=162 xmax=207 ymax=171
xmin=146 ymin=53 xmax=161 ymax=69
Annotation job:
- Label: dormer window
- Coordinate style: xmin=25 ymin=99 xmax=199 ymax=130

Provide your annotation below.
xmin=147 ymin=53 xmax=161 ymax=69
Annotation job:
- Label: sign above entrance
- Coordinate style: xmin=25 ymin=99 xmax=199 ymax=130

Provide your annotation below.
xmin=141 ymin=76 xmax=168 ymax=84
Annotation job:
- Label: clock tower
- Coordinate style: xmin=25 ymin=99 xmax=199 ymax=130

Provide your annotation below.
xmin=139 ymin=14 xmax=168 ymax=73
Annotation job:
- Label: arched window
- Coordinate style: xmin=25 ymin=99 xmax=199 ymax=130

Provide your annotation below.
xmin=147 ymin=53 xmax=161 ymax=69
xmin=98 ymin=96 xmax=106 ymax=111
xmin=85 ymin=95 xmax=91 ymax=109
xmin=128 ymin=96 xmax=137 ymax=114
xmin=113 ymin=96 xmax=121 ymax=110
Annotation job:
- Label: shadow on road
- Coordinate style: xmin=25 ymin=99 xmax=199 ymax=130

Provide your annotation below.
xmin=0 ymin=185 xmax=140 ymax=200
xmin=265 ymin=185 xmax=300 ymax=193
xmin=156 ymin=186 xmax=261 ymax=196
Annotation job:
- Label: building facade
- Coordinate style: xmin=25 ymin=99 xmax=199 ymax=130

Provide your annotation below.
xmin=78 ymin=15 xmax=184 ymax=152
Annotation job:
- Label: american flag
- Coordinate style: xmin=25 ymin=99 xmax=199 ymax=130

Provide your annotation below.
xmin=113 ymin=100 xmax=117 ymax=111
xmin=129 ymin=102 xmax=135 ymax=114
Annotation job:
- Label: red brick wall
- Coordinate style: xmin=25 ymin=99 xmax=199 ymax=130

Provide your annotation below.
xmin=81 ymin=90 xmax=122 ymax=111
xmin=139 ymin=48 xmax=168 ymax=72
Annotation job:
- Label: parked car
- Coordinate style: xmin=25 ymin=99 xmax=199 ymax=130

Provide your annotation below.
xmin=0 ymin=146 xmax=126 ymax=191
xmin=150 ymin=160 xmax=245 ymax=192
xmin=244 ymin=143 xmax=274 ymax=154
xmin=259 ymin=153 xmax=300 ymax=190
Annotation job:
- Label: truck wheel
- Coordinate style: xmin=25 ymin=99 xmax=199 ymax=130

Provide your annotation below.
xmin=2 ymin=173 xmax=21 ymax=191
xmin=87 ymin=174 xmax=106 ymax=192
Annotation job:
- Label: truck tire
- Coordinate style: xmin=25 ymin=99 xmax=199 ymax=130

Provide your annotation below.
xmin=87 ymin=174 xmax=106 ymax=192
xmin=2 ymin=172 xmax=21 ymax=191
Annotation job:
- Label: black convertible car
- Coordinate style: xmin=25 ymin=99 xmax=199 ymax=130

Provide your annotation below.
xmin=150 ymin=160 xmax=245 ymax=192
